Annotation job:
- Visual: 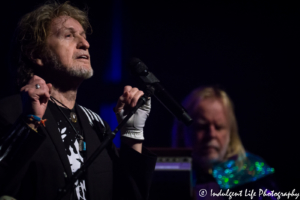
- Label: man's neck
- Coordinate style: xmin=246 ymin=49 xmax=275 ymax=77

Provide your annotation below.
xmin=50 ymin=87 xmax=77 ymax=109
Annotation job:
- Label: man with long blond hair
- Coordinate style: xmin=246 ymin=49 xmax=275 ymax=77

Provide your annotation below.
xmin=172 ymin=86 xmax=277 ymax=199
xmin=0 ymin=2 xmax=156 ymax=200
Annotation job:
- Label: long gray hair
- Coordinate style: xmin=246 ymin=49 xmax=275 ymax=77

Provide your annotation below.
xmin=172 ymin=86 xmax=246 ymax=163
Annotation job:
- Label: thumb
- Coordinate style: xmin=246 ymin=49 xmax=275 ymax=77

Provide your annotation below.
xmin=114 ymin=94 xmax=127 ymax=113
xmin=114 ymin=100 xmax=125 ymax=113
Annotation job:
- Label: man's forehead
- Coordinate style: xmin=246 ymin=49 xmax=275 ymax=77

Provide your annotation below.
xmin=49 ymin=16 xmax=85 ymax=34
xmin=192 ymin=100 xmax=229 ymax=123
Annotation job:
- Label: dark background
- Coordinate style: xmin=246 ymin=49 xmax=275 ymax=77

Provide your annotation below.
xmin=1 ymin=0 xmax=299 ymax=191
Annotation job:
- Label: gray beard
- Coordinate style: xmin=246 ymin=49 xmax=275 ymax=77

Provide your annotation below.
xmin=43 ymin=48 xmax=93 ymax=79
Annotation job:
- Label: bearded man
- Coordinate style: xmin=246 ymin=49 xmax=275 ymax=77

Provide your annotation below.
xmin=0 ymin=2 xmax=156 ymax=200
xmin=172 ymin=87 xmax=277 ymax=199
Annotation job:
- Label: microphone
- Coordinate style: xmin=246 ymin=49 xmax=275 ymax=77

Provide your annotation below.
xmin=129 ymin=58 xmax=193 ymax=126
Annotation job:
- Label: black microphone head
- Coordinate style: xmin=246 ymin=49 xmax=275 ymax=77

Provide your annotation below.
xmin=129 ymin=57 xmax=149 ymax=76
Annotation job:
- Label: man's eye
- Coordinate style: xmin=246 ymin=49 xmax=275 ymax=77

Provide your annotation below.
xmin=66 ymin=34 xmax=72 ymax=37
xmin=194 ymin=124 xmax=207 ymax=130
xmin=215 ymin=125 xmax=224 ymax=130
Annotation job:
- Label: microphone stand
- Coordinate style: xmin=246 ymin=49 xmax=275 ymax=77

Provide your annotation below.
xmin=56 ymin=89 xmax=154 ymax=200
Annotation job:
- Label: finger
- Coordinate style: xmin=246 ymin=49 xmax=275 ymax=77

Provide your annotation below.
xmin=115 ymin=86 xmax=135 ymax=113
xmin=130 ymin=90 xmax=144 ymax=107
xmin=20 ymin=86 xmax=26 ymax=92
xmin=121 ymin=86 xmax=133 ymax=104
xmin=114 ymin=101 xmax=125 ymax=113
xmin=32 ymin=75 xmax=43 ymax=81
xmin=35 ymin=78 xmax=46 ymax=87
xmin=29 ymin=75 xmax=46 ymax=87
xmin=21 ymin=87 xmax=29 ymax=92
xmin=27 ymin=82 xmax=50 ymax=98
xmin=126 ymin=88 xmax=139 ymax=104
xmin=128 ymin=87 xmax=139 ymax=96
xmin=40 ymin=91 xmax=50 ymax=105
xmin=44 ymin=90 xmax=50 ymax=99
xmin=123 ymin=85 xmax=132 ymax=93
xmin=124 ymin=87 xmax=139 ymax=105
xmin=114 ymin=94 xmax=126 ymax=113
xmin=28 ymin=75 xmax=43 ymax=84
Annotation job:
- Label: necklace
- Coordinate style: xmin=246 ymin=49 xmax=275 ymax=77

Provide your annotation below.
xmin=50 ymin=96 xmax=85 ymax=151
xmin=50 ymin=96 xmax=78 ymax=123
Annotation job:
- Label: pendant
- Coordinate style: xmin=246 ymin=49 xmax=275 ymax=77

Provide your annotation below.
xmin=79 ymin=139 xmax=83 ymax=151
xmin=70 ymin=111 xmax=77 ymax=123
xmin=79 ymin=141 xmax=86 ymax=152
xmin=76 ymin=134 xmax=85 ymax=151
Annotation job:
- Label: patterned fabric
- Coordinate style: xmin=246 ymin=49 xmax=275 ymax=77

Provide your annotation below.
xmin=212 ymin=152 xmax=275 ymax=189
xmin=79 ymin=105 xmax=104 ymax=127
xmin=49 ymin=102 xmax=89 ymax=200
xmin=55 ymin=103 xmax=105 ymax=200
xmin=57 ymin=119 xmax=86 ymax=200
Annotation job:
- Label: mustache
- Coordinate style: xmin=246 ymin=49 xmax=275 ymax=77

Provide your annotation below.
xmin=197 ymin=142 xmax=220 ymax=152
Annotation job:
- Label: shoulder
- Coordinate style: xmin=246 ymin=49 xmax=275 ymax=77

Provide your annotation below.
xmin=76 ymin=104 xmax=112 ymax=143
xmin=0 ymin=94 xmax=22 ymax=125
xmin=212 ymin=152 xmax=275 ymax=189
xmin=77 ymin=104 xmax=105 ymax=127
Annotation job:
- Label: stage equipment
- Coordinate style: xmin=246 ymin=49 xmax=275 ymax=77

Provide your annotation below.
xmin=129 ymin=58 xmax=193 ymax=126
xmin=150 ymin=148 xmax=193 ymax=200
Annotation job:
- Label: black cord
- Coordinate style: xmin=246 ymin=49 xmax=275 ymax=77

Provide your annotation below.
xmin=50 ymin=96 xmax=83 ymax=139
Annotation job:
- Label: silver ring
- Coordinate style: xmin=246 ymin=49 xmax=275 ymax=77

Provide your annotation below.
xmin=35 ymin=84 xmax=41 ymax=89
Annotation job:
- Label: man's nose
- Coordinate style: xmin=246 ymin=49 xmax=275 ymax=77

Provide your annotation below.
xmin=206 ymin=125 xmax=217 ymax=138
xmin=77 ymin=37 xmax=90 ymax=50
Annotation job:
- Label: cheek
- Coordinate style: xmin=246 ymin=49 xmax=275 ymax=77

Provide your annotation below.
xmin=195 ymin=131 xmax=205 ymax=142
xmin=60 ymin=50 xmax=72 ymax=64
xmin=186 ymin=129 xmax=204 ymax=147
xmin=219 ymin=131 xmax=230 ymax=154
xmin=54 ymin=44 xmax=73 ymax=63
xmin=192 ymin=131 xmax=205 ymax=147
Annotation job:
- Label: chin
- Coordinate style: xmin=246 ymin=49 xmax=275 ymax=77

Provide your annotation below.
xmin=207 ymin=157 xmax=221 ymax=164
xmin=200 ymin=154 xmax=219 ymax=163
xmin=66 ymin=66 xmax=94 ymax=79
xmin=45 ymin=56 xmax=94 ymax=79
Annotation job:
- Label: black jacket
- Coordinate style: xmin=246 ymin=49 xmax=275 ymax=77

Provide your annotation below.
xmin=0 ymin=94 xmax=156 ymax=200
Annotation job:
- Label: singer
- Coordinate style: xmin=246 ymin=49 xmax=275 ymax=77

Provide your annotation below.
xmin=0 ymin=2 xmax=156 ymax=200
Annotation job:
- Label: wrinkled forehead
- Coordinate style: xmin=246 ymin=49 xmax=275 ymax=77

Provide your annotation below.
xmin=48 ymin=16 xmax=84 ymax=35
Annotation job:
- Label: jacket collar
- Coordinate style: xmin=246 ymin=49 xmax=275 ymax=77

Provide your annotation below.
xmin=42 ymin=107 xmax=73 ymax=178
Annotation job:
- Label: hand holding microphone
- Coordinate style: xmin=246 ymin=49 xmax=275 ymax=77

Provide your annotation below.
xmin=114 ymin=86 xmax=151 ymax=140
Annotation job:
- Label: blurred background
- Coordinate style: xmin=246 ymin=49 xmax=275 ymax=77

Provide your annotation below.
xmin=1 ymin=0 xmax=299 ymax=192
